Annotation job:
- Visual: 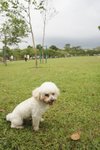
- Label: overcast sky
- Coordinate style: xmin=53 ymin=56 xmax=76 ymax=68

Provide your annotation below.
xmin=51 ymin=0 xmax=100 ymax=46
xmin=1 ymin=0 xmax=100 ymax=49
xmin=30 ymin=0 xmax=100 ymax=49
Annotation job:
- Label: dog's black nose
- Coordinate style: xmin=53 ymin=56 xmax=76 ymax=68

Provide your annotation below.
xmin=50 ymin=98 xmax=55 ymax=102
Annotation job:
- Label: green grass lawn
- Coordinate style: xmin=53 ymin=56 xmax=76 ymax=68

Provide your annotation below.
xmin=0 ymin=56 xmax=100 ymax=150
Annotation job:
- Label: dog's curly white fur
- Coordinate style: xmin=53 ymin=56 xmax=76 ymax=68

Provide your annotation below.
xmin=6 ymin=82 xmax=59 ymax=131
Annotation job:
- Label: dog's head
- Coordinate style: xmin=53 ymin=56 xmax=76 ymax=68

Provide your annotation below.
xmin=32 ymin=82 xmax=60 ymax=105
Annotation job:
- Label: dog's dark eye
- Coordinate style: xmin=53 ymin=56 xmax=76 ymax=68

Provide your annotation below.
xmin=52 ymin=93 xmax=55 ymax=95
xmin=45 ymin=94 xmax=49 ymax=97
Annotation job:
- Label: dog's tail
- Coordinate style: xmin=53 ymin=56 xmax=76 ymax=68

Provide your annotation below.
xmin=6 ymin=113 xmax=13 ymax=121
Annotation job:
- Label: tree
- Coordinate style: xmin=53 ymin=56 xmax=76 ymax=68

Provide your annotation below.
xmin=64 ymin=44 xmax=70 ymax=50
xmin=49 ymin=45 xmax=58 ymax=50
xmin=98 ymin=26 xmax=100 ymax=30
xmin=18 ymin=0 xmax=44 ymax=67
xmin=0 ymin=0 xmax=44 ymax=67
xmin=0 ymin=0 xmax=29 ymax=65
xmin=40 ymin=0 xmax=57 ymax=62
xmin=36 ymin=44 xmax=42 ymax=50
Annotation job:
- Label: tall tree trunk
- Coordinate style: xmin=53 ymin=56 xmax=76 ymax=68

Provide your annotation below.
xmin=28 ymin=1 xmax=37 ymax=68
xmin=42 ymin=10 xmax=46 ymax=63
xmin=3 ymin=36 xmax=7 ymax=66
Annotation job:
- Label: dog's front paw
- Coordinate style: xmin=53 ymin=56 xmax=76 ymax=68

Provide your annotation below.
xmin=11 ymin=124 xmax=24 ymax=129
xmin=33 ymin=126 xmax=39 ymax=131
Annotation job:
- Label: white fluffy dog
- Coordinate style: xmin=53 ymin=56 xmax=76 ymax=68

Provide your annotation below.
xmin=6 ymin=82 xmax=59 ymax=131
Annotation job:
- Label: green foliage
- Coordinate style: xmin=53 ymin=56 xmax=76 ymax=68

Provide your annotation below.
xmin=64 ymin=44 xmax=70 ymax=50
xmin=32 ymin=0 xmax=45 ymax=10
xmin=98 ymin=26 xmax=100 ymax=30
xmin=0 ymin=46 xmax=100 ymax=61
xmin=49 ymin=45 xmax=58 ymax=50
xmin=0 ymin=0 xmax=29 ymax=46
xmin=0 ymin=57 xmax=100 ymax=149
xmin=1 ymin=19 xmax=28 ymax=46
xmin=0 ymin=0 xmax=29 ymax=65
xmin=36 ymin=44 xmax=43 ymax=50
xmin=0 ymin=0 xmax=9 ymax=11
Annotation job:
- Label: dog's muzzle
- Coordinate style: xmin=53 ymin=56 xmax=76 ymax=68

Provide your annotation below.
xmin=48 ymin=98 xmax=55 ymax=105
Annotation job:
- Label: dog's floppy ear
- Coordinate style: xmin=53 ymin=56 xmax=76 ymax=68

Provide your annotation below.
xmin=32 ymin=87 xmax=40 ymax=100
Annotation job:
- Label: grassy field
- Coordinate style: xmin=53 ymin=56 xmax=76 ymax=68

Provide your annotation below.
xmin=0 ymin=56 xmax=100 ymax=150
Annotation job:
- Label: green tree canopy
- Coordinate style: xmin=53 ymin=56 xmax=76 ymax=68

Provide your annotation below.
xmin=49 ymin=45 xmax=58 ymax=50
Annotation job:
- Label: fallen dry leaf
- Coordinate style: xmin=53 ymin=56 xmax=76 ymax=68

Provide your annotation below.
xmin=0 ymin=109 xmax=5 ymax=112
xmin=70 ymin=131 xmax=81 ymax=141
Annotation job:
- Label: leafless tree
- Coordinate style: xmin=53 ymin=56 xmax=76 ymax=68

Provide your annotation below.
xmin=40 ymin=0 xmax=57 ymax=63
